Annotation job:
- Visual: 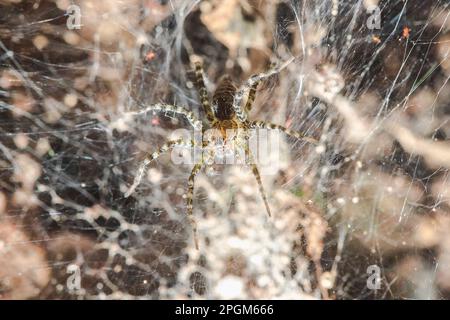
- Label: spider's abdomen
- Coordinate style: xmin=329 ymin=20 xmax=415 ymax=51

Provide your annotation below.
xmin=212 ymin=75 xmax=237 ymax=121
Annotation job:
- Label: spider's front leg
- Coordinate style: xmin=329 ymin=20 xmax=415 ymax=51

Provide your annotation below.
xmin=234 ymin=57 xmax=295 ymax=121
xmin=244 ymin=80 xmax=259 ymax=114
xmin=230 ymin=74 xmax=261 ymax=123
xmin=250 ymin=120 xmax=318 ymax=145
xmin=124 ymin=138 xmax=187 ymax=198
xmin=193 ymin=61 xmax=217 ymax=124
xmin=128 ymin=103 xmax=202 ymax=130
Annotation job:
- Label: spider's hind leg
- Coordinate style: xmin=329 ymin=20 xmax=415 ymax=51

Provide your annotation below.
xmin=245 ymin=144 xmax=272 ymax=217
xmin=186 ymin=161 xmax=204 ymax=249
xmin=252 ymin=163 xmax=272 ymax=217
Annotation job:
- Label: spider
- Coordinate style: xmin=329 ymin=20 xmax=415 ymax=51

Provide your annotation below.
xmin=124 ymin=58 xmax=316 ymax=249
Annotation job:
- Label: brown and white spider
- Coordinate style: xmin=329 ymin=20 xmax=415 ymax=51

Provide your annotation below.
xmin=124 ymin=58 xmax=316 ymax=249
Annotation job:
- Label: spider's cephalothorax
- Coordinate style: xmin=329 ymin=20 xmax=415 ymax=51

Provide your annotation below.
xmin=124 ymin=59 xmax=317 ymax=249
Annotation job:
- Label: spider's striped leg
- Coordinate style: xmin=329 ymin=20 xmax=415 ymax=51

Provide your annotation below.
xmin=243 ymin=63 xmax=279 ymax=114
xmin=186 ymin=161 xmax=204 ymax=250
xmin=194 ymin=61 xmax=216 ymax=124
xmin=249 ymin=120 xmax=318 ymax=144
xmin=232 ymin=88 xmax=249 ymax=122
xmin=245 ymin=144 xmax=272 ymax=217
xmin=129 ymin=103 xmax=202 ymax=130
xmin=244 ymin=57 xmax=294 ymax=87
xmin=244 ymin=80 xmax=260 ymax=113
xmin=124 ymin=138 xmax=185 ymax=198
xmin=234 ymin=57 xmax=295 ymax=121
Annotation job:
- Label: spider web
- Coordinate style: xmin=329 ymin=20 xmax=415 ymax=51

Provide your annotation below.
xmin=0 ymin=0 xmax=450 ymax=299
